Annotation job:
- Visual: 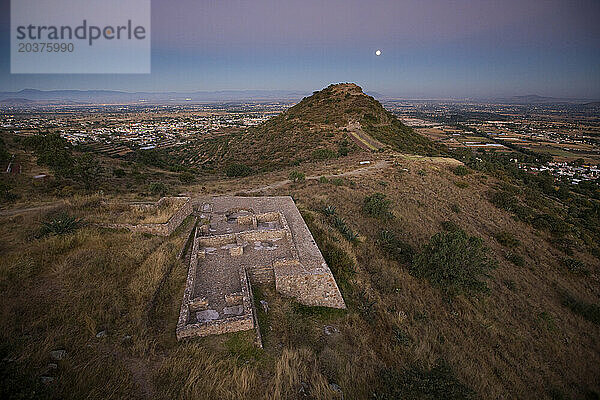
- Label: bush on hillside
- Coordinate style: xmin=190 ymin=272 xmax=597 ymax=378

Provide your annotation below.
xmin=377 ymin=230 xmax=414 ymax=264
xmin=490 ymin=190 xmax=518 ymax=212
xmin=562 ymin=295 xmax=600 ymax=325
xmin=312 ymin=148 xmax=337 ymax=160
xmin=494 ymin=230 xmax=521 ymax=248
xmin=179 ymin=171 xmax=195 ymax=183
xmin=411 ymin=229 xmax=496 ymax=297
xmin=148 ymin=182 xmax=168 ymax=196
xmin=23 ymin=133 xmax=74 ymax=173
xmin=39 ymin=213 xmax=84 ymax=237
xmin=563 ymin=258 xmax=588 ymax=275
xmin=225 ymin=163 xmax=253 ymax=177
xmin=363 ymin=193 xmax=392 ymax=219
xmin=289 ymin=171 xmax=305 ymax=182
xmin=453 ymin=165 xmax=470 ymax=176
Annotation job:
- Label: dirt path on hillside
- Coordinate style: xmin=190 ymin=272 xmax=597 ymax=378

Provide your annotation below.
xmin=0 ymin=201 xmax=67 ymax=217
xmin=0 ymin=161 xmax=391 ymax=216
xmin=240 ymin=159 xmax=390 ymax=193
xmin=345 ymin=121 xmax=385 ymax=151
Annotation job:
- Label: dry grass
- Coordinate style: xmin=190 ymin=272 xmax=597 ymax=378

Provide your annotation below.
xmin=1 ymin=153 xmax=598 ymax=399
xmin=276 ymin=155 xmax=600 ymax=399
xmin=90 ymin=197 xmax=187 ymax=224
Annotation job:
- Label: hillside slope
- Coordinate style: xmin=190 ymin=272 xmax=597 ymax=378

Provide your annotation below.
xmin=217 ymin=83 xmax=442 ymax=171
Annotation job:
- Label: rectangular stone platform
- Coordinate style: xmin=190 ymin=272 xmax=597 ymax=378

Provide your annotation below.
xmin=176 ymin=196 xmax=346 ymax=341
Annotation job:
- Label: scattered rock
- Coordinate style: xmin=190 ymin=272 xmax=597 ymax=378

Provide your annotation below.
xmin=223 ymin=305 xmax=244 ymax=316
xmin=50 ymin=350 xmax=66 ymax=361
xmin=299 ymin=381 xmax=309 ymax=397
xmin=330 ymin=382 xmax=343 ymax=397
xmin=43 ymin=363 xmax=58 ymax=374
xmin=95 ymin=330 xmax=107 ymax=338
xmin=323 ymin=325 xmax=339 ymax=336
xmin=122 ymin=335 xmax=132 ymax=342
xmin=260 ymin=300 xmax=269 ymax=313
xmin=40 ymin=376 xmax=54 ymax=384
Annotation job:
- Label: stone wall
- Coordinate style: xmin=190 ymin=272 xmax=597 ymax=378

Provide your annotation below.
xmin=101 ymin=197 xmax=193 ymax=237
xmin=176 ymin=266 xmax=255 ymax=340
xmin=176 ymin=226 xmax=202 ymax=338
xmin=246 ymin=264 xmax=275 ymax=285
xmin=176 ymin=314 xmax=254 ymax=340
xmin=275 ymin=269 xmax=346 ymax=309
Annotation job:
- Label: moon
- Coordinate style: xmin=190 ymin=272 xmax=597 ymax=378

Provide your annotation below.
xmin=375 ymin=49 xmax=382 ymax=56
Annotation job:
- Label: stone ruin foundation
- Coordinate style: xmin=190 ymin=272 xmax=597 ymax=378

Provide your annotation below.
xmin=176 ymin=196 xmax=346 ymax=342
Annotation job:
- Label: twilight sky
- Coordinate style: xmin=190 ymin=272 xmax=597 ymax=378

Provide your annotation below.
xmin=1 ymin=0 xmax=599 ymax=98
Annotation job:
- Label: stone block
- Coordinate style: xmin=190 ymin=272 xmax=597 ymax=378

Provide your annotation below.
xmin=229 ymin=246 xmax=243 ymax=256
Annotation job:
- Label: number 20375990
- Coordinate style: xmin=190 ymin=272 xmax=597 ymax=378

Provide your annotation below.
xmin=18 ymin=42 xmax=74 ymax=52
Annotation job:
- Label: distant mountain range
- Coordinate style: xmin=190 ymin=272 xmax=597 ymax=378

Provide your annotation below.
xmin=0 ymin=89 xmax=313 ymax=104
xmin=0 ymin=89 xmax=596 ymax=105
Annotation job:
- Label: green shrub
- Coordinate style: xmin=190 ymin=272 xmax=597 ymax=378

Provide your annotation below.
xmin=289 ymin=170 xmax=305 ymax=182
xmin=225 ymin=163 xmax=253 ymax=177
xmin=39 ymin=213 xmax=84 ymax=237
xmin=318 ymin=176 xmax=329 ymax=184
xmin=330 ymin=177 xmax=344 ymax=186
xmin=377 ymin=230 xmax=414 ymax=264
xmin=440 ymin=220 xmax=460 ymax=232
xmin=332 ymin=215 xmax=359 ymax=243
xmin=113 ymin=168 xmax=126 ymax=178
xmin=178 ymin=171 xmax=195 ymax=183
xmin=450 ymin=203 xmax=461 ymax=213
xmin=321 ymin=205 xmax=359 ymax=243
xmin=562 ymin=295 xmax=600 ymax=325
xmin=454 ymin=181 xmax=469 ymax=189
xmin=494 ymin=230 xmax=521 ymax=248
xmin=453 ymin=165 xmax=470 ymax=176
xmin=491 ymin=190 xmax=518 ymax=212
xmin=363 ymin=193 xmax=392 ymax=219
xmin=563 ymin=258 xmax=589 ymax=275
xmin=23 ymin=133 xmax=74 ymax=173
xmin=412 ymin=229 xmax=496 ymax=296
xmin=322 ymin=205 xmax=336 ymax=216
xmin=148 ymin=182 xmax=168 ymax=196
xmin=506 ymin=251 xmax=525 ymax=267
xmin=312 ymin=148 xmax=337 ymax=160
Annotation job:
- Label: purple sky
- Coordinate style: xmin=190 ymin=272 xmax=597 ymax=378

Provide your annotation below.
xmin=1 ymin=0 xmax=599 ymax=98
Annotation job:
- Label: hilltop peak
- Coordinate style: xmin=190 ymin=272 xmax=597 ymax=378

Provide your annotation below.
xmin=214 ymin=83 xmax=442 ymax=171
xmin=323 ymin=82 xmax=364 ymax=95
